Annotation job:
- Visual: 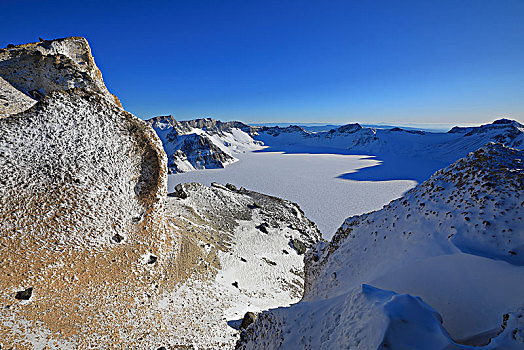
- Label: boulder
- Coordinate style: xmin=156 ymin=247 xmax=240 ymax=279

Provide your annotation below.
xmin=240 ymin=312 xmax=256 ymax=330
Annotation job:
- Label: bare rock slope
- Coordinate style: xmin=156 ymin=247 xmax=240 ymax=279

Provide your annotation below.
xmin=150 ymin=182 xmax=321 ymax=347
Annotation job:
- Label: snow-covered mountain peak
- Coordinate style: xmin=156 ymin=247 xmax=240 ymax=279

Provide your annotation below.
xmin=492 ymin=118 xmax=524 ymax=127
xmin=332 ymin=122 xmax=364 ymax=134
xmin=448 ymin=119 xmax=524 ymax=144
xmin=148 ymin=116 xmax=263 ymax=173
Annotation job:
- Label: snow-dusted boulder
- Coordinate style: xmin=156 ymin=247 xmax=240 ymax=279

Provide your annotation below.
xmin=238 ymin=143 xmax=524 ymax=349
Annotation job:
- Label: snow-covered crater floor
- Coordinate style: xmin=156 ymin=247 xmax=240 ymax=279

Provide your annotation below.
xmin=168 ymin=150 xmax=416 ymax=239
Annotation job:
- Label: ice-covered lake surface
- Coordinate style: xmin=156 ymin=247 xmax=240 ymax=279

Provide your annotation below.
xmin=168 ymin=150 xmax=418 ymax=239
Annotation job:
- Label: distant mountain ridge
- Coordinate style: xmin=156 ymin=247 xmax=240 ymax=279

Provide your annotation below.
xmin=149 ymin=116 xmax=524 ymax=174
xmin=148 ymin=116 xmax=263 ymax=173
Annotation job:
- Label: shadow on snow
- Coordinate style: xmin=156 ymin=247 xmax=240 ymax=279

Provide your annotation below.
xmin=253 ymin=145 xmax=448 ymax=183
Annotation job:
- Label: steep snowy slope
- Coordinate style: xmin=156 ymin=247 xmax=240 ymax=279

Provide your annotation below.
xmin=148 ymin=182 xmax=321 ymax=347
xmin=148 ymin=116 xmax=263 ymax=173
xmin=238 ymin=143 xmax=524 ymax=349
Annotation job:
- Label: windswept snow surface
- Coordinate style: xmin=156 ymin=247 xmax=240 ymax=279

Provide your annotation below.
xmin=169 ymin=151 xmax=417 ymax=238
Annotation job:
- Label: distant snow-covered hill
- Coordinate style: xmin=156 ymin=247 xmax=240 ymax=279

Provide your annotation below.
xmin=237 ymin=143 xmax=524 ymax=349
xmin=256 ymin=118 xmax=524 ymax=163
xmin=150 ymin=116 xmax=523 ymax=174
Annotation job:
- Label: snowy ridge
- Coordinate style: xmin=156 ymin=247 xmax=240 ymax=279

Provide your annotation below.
xmin=148 ymin=116 xmax=263 ymax=173
xmin=238 ymin=143 xmax=524 ymax=349
xmin=256 ymin=119 xmax=524 ymax=163
xmin=153 ymin=116 xmax=523 ymax=175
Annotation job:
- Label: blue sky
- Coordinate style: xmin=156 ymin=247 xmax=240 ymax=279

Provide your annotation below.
xmin=1 ymin=0 xmax=523 ymax=124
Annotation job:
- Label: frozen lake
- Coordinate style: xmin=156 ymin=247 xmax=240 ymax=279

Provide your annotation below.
xmin=168 ymin=150 xmax=417 ymax=239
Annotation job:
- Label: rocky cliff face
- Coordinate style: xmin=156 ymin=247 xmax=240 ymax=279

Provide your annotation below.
xmin=0 ymin=38 xmax=322 ymax=349
xmin=0 ymin=36 xmax=121 ymax=118
xmin=0 ymin=88 xmax=167 ymax=247
xmin=0 ymin=88 xmax=178 ymax=348
xmin=0 ymin=38 xmax=176 ymax=348
xmin=148 ymin=116 xmax=262 ymax=173
xmin=238 ymin=143 xmax=524 ymax=349
xmin=170 ymin=133 xmax=237 ymax=172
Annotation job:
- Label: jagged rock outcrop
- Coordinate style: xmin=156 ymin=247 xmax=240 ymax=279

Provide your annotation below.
xmin=0 ymin=76 xmax=36 ymax=117
xmin=237 ymin=143 xmax=524 ymax=349
xmin=0 ymin=36 xmax=121 ymax=117
xmin=170 ymin=133 xmax=236 ymax=172
xmin=148 ymin=116 xmax=262 ymax=173
xmin=148 ymin=116 xmax=258 ymax=137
